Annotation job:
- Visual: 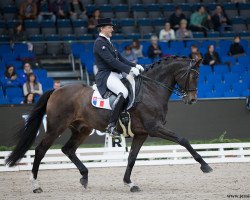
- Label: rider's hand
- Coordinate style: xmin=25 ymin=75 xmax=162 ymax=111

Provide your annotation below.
xmin=130 ymin=67 xmax=140 ymax=76
xmin=136 ymin=64 xmax=144 ymax=72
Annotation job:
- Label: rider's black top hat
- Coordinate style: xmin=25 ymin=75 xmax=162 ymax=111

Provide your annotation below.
xmin=96 ymin=18 xmax=114 ymax=28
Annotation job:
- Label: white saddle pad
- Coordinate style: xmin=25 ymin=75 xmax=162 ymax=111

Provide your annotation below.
xmin=91 ymin=73 xmax=136 ymax=110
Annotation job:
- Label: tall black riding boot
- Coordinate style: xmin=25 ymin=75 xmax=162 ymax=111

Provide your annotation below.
xmin=106 ymin=93 xmax=125 ymax=136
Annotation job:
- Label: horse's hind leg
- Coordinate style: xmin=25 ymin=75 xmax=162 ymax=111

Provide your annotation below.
xmin=61 ymin=125 xmax=92 ymax=189
xmin=146 ymin=123 xmax=213 ymax=173
xmin=31 ymin=129 xmax=62 ymax=193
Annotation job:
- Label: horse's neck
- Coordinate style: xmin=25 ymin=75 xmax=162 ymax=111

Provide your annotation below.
xmin=142 ymin=65 xmax=176 ymax=115
xmin=144 ymin=63 xmax=176 ymax=93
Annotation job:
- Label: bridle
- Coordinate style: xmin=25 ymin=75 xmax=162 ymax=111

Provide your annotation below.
xmin=139 ymin=61 xmax=199 ymax=98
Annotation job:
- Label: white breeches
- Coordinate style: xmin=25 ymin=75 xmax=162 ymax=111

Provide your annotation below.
xmin=107 ymin=72 xmax=128 ymax=99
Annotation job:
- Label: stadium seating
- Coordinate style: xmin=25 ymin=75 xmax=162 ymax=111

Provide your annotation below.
xmin=24 ymin=20 xmax=40 ymax=36
xmin=5 ymin=87 xmax=23 ymax=100
xmin=1 ymin=0 xmax=250 ymax=104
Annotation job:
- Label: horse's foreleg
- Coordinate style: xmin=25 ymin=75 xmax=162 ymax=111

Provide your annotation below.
xmin=123 ymin=134 xmax=147 ymax=192
xmin=61 ymin=126 xmax=92 ymax=189
xmin=147 ymin=123 xmax=213 ymax=173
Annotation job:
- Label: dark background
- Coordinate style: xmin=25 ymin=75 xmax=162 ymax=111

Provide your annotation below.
xmin=0 ymin=99 xmax=249 ymax=147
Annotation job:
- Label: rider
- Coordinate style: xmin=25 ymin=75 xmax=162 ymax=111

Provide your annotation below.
xmin=93 ymin=18 xmax=144 ymax=136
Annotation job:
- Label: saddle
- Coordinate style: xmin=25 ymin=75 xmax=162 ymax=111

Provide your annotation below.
xmin=91 ymin=74 xmax=142 ymax=138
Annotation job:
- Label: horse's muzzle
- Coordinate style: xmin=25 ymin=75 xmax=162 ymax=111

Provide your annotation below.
xmin=183 ymin=93 xmax=197 ymax=105
xmin=188 ymin=98 xmax=197 ymax=105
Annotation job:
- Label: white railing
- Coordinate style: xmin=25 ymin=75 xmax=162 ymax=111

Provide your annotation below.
xmin=0 ymin=143 xmax=249 ymax=172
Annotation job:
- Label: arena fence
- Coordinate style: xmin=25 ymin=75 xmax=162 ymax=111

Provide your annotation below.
xmin=0 ymin=143 xmax=249 ymax=172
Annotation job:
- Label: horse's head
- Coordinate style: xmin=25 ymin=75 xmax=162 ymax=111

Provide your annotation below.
xmin=175 ymin=58 xmax=202 ymax=105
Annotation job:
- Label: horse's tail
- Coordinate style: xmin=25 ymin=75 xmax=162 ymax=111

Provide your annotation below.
xmin=5 ymin=89 xmax=54 ymax=167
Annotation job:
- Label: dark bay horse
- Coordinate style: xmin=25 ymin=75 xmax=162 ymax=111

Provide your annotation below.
xmin=6 ymin=56 xmax=213 ymax=193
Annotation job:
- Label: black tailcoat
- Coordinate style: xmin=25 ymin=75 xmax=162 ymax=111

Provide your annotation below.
xmin=93 ymin=36 xmax=136 ymax=96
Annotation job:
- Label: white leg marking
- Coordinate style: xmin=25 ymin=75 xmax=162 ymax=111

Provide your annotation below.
xmin=124 ymin=182 xmax=136 ymax=189
xmin=30 ymin=174 xmax=40 ymax=190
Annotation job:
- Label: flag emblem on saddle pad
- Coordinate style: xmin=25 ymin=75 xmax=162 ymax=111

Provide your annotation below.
xmin=100 ymin=100 xmax=104 ymax=107
xmin=92 ymin=96 xmax=105 ymax=107
xmin=92 ymin=97 xmax=97 ymax=106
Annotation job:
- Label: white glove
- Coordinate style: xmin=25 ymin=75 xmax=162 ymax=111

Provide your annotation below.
xmin=130 ymin=67 xmax=140 ymax=76
xmin=136 ymin=64 xmax=144 ymax=72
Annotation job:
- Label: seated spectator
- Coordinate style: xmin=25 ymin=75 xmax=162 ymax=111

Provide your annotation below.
xmin=51 ymin=0 xmax=69 ymax=19
xmin=211 ymin=5 xmax=232 ymax=34
xmin=228 ymin=36 xmax=246 ymax=57
xmin=189 ymin=6 xmax=212 ymax=37
xmin=131 ymin=39 xmax=144 ymax=58
xmin=23 ymin=73 xmax=43 ymax=97
xmin=20 ymin=63 xmax=34 ymax=84
xmin=169 ymin=6 xmax=186 ymax=31
xmin=19 ymin=0 xmax=37 ymax=20
xmin=159 ymin=22 xmax=175 ymax=42
xmin=88 ymin=9 xmax=101 ymax=34
xmin=203 ymin=45 xmax=221 ymax=67
xmin=53 ymin=80 xmax=61 ymax=89
xmin=10 ymin=23 xmax=27 ymax=48
xmin=176 ymin=19 xmax=193 ymax=39
xmin=189 ymin=45 xmax=202 ymax=61
xmin=121 ymin=45 xmax=138 ymax=64
xmin=69 ymin=0 xmax=87 ymax=20
xmin=37 ymin=0 xmax=56 ymax=23
xmin=22 ymin=93 xmax=35 ymax=104
xmin=1 ymin=65 xmax=21 ymax=88
xmin=148 ymin=35 xmax=162 ymax=60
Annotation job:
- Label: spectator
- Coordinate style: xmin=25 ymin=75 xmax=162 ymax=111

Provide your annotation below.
xmin=22 ymin=93 xmax=35 ymax=104
xmin=69 ymin=0 xmax=87 ymax=20
xmin=189 ymin=6 xmax=211 ymax=37
xmin=211 ymin=5 xmax=231 ymax=34
xmin=169 ymin=6 xmax=186 ymax=31
xmin=203 ymin=45 xmax=221 ymax=67
xmin=189 ymin=45 xmax=202 ymax=61
xmin=51 ymin=0 xmax=69 ymax=19
xmin=159 ymin=22 xmax=175 ymax=42
xmin=148 ymin=35 xmax=162 ymax=60
xmin=88 ymin=9 xmax=101 ymax=34
xmin=176 ymin=19 xmax=193 ymax=39
xmin=37 ymin=0 xmax=56 ymax=23
xmin=10 ymin=23 xmax=26 ymax=48
xmin=1 ymin=65 xmax=21 ymax=87
xmin=20 ymin=63 xmax=34 ymax=84
xmin=228 ymin=36 xmax=246 ymax=57
xmin=9 ymin=23 xmax=34 ymax=52
xmin=23 ymin=73 xmax=43 ymax=96
xmin=19 ymin=0 xmax=37 ymax=20
xmin=53 ymin=80 xmax=61 ymax=89
xmin=131 ymin=39 xmax=144 ymax=58
xmin=121 ymin=45 xmax=138 ymax=64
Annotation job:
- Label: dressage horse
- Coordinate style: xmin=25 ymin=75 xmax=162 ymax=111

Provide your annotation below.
xmin=6 ymin=56 xmax=213 ymax=193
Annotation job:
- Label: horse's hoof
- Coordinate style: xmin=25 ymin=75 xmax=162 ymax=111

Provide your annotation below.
xmin=201 ymin=164 xmax=213 ymax=173
xmin=33 ymin=187 xmax=43 ymax=193
xmin=130 ymin=185 xmax=141 ymax=192
xmin=80 ymin=177 xmax=88 ymax=189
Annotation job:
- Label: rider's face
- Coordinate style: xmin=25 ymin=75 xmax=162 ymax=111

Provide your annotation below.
xmin=101 ymin=26 xmax=114 ymax=38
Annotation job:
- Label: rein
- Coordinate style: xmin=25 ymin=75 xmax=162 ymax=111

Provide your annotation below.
xmin=139 ymin=61 xmax=199 ymax=98
xmin=139 ymin=74 xmax=186 ymax=97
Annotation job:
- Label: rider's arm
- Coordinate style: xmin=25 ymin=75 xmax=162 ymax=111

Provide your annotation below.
xmin=95 ymin=40 xmax=132 ymax=74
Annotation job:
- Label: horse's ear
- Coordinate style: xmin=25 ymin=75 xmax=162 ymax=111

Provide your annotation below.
xmin=193 ymin=58 xmax=203 ymax=68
